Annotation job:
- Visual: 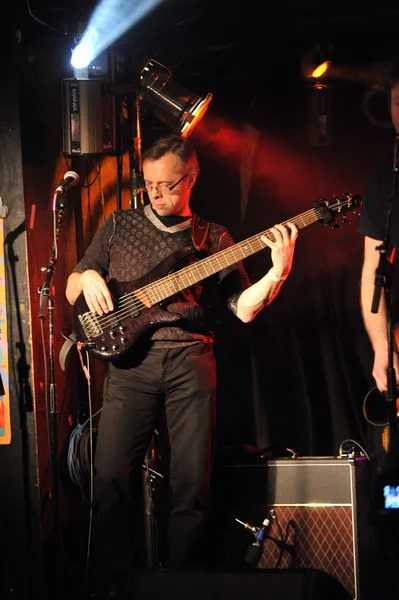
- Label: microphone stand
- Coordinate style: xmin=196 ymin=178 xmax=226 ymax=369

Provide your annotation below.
xmin=38 ymin=189 xmax=68 ymax=597
xmin=371 ymin=133 xmax=399 ymax=449
xmin=127 ymin=90 xmax=161 ymax=565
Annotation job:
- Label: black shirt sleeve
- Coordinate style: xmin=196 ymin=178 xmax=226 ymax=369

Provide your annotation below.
xmin=208 ymin=226 xmax=252 ymax=314
xmin=358 ymin=161 xmax=394 ymax=242
xmin=72 ymin=214 xmax=115 ymax=277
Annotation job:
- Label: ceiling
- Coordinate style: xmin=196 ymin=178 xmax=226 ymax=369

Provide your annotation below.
xmin=6 ymin=0 xmax=399 ymax=63
xmin=3 ymin=0 xmax=399 ymax=102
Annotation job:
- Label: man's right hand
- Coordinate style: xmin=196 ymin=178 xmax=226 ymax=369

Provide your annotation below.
xmin=372 ymin=348 xmax=399 ymax=393
xmin=80 ymin=270 xmax=114 ymax=315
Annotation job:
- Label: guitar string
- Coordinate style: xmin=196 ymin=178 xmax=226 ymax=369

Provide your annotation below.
xmin=82 ymin=202 xmax=350 ymax=334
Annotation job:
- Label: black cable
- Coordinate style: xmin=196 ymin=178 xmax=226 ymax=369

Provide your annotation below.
xmin=80 ymin=157 xmax=104 ymax=189
xmin=272 ymin=518 xmax=297 ymax=569
xmin=274 ymin=508 xmax=285 ymax=542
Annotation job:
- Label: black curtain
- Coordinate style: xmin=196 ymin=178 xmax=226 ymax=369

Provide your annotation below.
xmin=190 ymin=85 xmax=393 ymax=462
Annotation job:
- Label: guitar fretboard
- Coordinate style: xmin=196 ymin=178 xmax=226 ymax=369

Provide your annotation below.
xmin=143 ymin=206 xmax=320 ymax=305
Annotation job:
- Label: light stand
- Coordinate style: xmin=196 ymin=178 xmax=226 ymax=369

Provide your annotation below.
xmin=371 ymin=133 xmax=399 ymax=449
xmin=129 ymin=91 xmax=145 ymax=209
xmin=127 ymin=93 xmax=161 ymax=566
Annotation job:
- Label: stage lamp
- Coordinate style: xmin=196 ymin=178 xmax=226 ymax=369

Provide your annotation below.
xmin=311 ymin=60 xmax=331 ymax=79
xmin=309 ymin=43 xmax=333 ymax=81
xmin=140 ymin=59 xmax=213 ymax=138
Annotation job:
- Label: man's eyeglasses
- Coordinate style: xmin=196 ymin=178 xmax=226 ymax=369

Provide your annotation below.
xmin=143 ymin=173 xmax=189 ymax=193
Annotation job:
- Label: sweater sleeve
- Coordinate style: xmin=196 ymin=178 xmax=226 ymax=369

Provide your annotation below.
xmin=72 ymin=214 xmax=116 ymax=277
xmin=207 ymin=225 xmax=252 ymax=315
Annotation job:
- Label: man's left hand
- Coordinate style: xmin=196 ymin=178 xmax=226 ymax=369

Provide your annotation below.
xmin=261 ymin=221 xmax=299 ymax=280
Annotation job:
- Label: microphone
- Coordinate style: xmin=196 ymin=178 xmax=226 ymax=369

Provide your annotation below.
xmin=0 ymin=198 xmax=9 ymax=219
xmin=254 ymin=511 xmax=274 ymax=545
xmin=55 ymin=171 xmax=80 ymax=194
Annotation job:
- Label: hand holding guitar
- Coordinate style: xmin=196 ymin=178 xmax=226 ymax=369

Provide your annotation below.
xmin=79 ymin=269 xmax=114 ymax=316
xmin=363 ymin=328 xmax=399 ymax=427
xmin=372 ymin=346 xmax=399 ymax=393
xmin=261 ymin=221 xmax=299 ymax=280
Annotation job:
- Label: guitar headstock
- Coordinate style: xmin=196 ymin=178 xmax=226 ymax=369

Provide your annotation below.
xmin=315 ymin=193 xmax=362 ymax=228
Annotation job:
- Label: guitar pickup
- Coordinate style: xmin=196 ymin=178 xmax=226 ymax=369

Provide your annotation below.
xmin=108 ymin=314 xmax=121 ymax=329
xmin=129 ymin=307 xmax=140 ymax=318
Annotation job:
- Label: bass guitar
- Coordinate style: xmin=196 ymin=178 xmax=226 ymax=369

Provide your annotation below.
xmin=73 ymin=193 xmax=361 ymax=361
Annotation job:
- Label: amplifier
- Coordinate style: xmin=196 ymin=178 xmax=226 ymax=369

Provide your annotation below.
xmin=207 ymin=457 xmax=375 ymax=600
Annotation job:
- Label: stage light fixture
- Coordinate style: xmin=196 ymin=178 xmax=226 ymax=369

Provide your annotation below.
xmin=311 ymin=60 xmax=331 ymax=79
xmin=140 ymin=59 xmax=212 ymax=138
xmin=61 ymin=78 xmax=116 ymax=156
xmin=301 ymin=43 xmax=333 ymax=83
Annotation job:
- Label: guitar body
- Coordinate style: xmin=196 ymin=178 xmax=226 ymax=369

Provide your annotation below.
xmin=73 ymin=247 xmax=194 ymax=361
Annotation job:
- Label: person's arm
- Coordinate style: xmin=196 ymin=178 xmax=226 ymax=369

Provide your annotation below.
xmin=65 ymin=214 xmax=115 ymax=315
xmin=66 ymin=270 xmax=114 ymax=315
xmin=360 ymin=235 xmax=399 ymax=392
xmin=236 ymin=221 xmax=298 ymax=323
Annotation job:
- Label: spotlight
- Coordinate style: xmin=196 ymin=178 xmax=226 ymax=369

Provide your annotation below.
xmin=311 ymin=60 xmax=331 ymax=79
xmin=70 ymin=0 xmax=164 ymax=70
xmin=301 ymin=43 xmax=333 ymax=82
xmin=140 ymin=59 xmax=212 ymax=137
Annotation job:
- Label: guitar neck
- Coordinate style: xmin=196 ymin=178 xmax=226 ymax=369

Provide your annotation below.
xmin=144 ymin=207 xmax=319 ymax=304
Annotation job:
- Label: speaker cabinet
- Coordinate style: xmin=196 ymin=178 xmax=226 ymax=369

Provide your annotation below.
xmin=208 ymin=457 xmax=374 ymax=600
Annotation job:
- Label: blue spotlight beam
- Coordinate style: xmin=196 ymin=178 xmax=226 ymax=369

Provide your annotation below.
xmin=71 ymin=0 xmax=164 ymax=69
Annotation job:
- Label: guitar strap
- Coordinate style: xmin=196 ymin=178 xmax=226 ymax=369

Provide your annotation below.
xmin=191 ymin=212 xmax=210 ymax=251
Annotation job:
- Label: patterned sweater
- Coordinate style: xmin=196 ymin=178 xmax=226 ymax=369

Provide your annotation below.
xmin=73 ymin=204 xmax=251 ymax=346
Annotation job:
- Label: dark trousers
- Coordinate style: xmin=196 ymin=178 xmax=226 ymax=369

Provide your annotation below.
xmin=93 ymin=342 xmax=216 ymax=583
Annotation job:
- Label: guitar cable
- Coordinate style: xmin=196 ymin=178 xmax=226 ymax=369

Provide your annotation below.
xmin=271 ymin=515 xmax=297 ymax=569
xmin=338 ymin=438 xmax=371 ymax=461
xmin=59 ymin=331 xmax=101 ymax=593
xmin=67 ymin=347 xmax=101 ymax=593
xmin=59 ymin=327 xmax=101 ymax=498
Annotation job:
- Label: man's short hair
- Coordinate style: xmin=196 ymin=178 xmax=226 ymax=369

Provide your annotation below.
xmin=143 ymin=134 xmax=200 ymax=178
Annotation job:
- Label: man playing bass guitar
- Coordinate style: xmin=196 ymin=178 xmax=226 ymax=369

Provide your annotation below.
xmin=65 ymin=134 xmax=298 ymax=599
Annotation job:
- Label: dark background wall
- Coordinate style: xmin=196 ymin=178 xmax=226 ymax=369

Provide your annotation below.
xmin=1 ymin=0 xmax=399 ymax=597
